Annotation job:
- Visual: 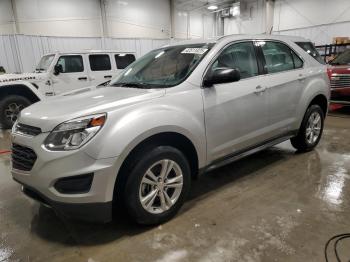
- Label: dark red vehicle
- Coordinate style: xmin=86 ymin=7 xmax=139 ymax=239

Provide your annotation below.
xmin=327 ymin=49 xmax=350 ymax=105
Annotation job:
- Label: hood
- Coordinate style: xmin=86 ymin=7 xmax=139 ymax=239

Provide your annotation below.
xmin=19 ymin=86 xmax=165 ymax=132
xmin=0 ymin=72 xmax=47 ymax=84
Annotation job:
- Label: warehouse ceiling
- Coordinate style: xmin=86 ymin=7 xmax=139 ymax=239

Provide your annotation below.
xmin=174 ymin=0 xmax=237 ymax=12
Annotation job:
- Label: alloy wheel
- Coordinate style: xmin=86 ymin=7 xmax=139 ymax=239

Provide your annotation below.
xmin=4 ymin=103 xmax=24 ymax=123
xmin=306 ymin=111 xmax=322 ymax=144
xmin=139 ymin=159 xmax=184 ymax=214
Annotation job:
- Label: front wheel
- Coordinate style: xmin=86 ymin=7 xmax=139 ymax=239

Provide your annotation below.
xmin=0 ymin=95 xmax=31 ymax=129
xmin=290 ymin=104 xmax=324 ymax=152
xmin=123 ymin=146 xmax=191 ymax=225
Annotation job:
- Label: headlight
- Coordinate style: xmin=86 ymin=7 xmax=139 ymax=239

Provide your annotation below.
xmin=44 ymin=113 xmax=106 ymax=151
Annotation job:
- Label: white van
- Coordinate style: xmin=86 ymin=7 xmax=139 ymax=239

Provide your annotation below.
xmin=0 ymin=50 xmax=136 ymax=128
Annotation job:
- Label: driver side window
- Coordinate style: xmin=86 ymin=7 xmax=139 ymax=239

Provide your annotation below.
xmin=211 ymin=42 xmax=259 ymax=80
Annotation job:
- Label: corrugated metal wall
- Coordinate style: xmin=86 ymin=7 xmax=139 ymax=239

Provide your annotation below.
xmin=0 ymin=34 xmax=172 ymax=73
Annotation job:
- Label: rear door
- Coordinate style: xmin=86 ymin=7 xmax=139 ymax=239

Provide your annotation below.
xmin=256 ymin=40 xmax=305 ymax=136
xmin=52 ymin=54 xmax=90 ymax=94
xmin=88 ymin=53 xmax=114 ymax=86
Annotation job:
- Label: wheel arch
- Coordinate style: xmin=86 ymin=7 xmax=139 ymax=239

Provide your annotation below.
xmin=308 ymin=94 xmax=328 ymax=117
xmin=0 ymin=84 xmax=42 ymax=104
xmin=112 ymin=131 xmax=200 ymax=203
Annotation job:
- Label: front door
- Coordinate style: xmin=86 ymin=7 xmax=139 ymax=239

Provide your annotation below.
xmin=202 ymin=41 xmax=270 ymax=163
xmin=52 ymin=54 xmax=90 ymax=94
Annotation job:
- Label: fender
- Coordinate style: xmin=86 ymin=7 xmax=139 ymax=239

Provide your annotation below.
xmin=0 ymin=80 xmax=45 ymax=101
xmin=84 ymin=103 xmax=207 ymax=169
xmin=293 ymin=71 xmax=329 ymax=130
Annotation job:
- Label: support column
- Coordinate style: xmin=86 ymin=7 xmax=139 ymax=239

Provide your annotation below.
xmin=265 ymin=0 xmax=275 ymax=34
xmin=10 ymin=0 xmax=19 ymax=34
xmin=100 ymin=0 xmax=108 ymax=37
xmin=170 ymin=0 xmax=175 ymax=39
xmin=187 ymin=11 xmax=191 ymax=39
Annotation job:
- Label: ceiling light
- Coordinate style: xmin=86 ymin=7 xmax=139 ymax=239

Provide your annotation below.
xmin=207 ymin=5 xmax=218 ymax=10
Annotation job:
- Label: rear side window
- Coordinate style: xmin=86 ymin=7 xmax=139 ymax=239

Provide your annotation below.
xmin=56 ymin=55 xmax=84 ymax=73
xmin=115 ymin=54 xmax=136 ymax=69
xmin=260 ymin=41 xmax=296 ymax=73
xmin=211 ymin=41 xmax=259 ymax=79
xmin=295 ymin=42 xmax=325 ymax=64
xmin=89 ymin=54 xmax=111 ymax=71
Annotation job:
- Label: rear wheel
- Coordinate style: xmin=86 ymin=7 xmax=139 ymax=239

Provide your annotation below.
xmin=122 ymin=146 xmax=191 ymax=225
xmin=290 ymin=104 xmax=324 ymax=152
xmin=0 ymin=95 xmax=31 ymax=129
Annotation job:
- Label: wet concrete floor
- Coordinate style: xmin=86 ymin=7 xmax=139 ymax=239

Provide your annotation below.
xmin=1 ymin=115 xmax=350 ymax=262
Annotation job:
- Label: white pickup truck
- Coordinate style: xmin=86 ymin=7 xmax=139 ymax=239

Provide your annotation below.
xmin=0 ymin=50 xmax=136 ymax=128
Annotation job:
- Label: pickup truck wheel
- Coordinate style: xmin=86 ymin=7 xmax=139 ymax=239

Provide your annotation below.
xmin=0 ymin=95 xmax=31 ymax=129
xmin=123 ymin=146 xmax=191 ymax=225
xmin=290 ymin=104 xmax=324 ymax=152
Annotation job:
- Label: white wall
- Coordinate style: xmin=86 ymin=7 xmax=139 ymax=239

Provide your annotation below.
xmin=224 ymin=0 xmax=266 ymax=35
xmin=14 ymin=0 xmax=102 ymax=37
xmin=106 ymin=0 xmax=171 ymax=39
xmin=0 ymin=0 xmax=172 ymax=39
xmin=273 ymin=0 xmax=350 ymax=31
xmin=173 ymin=10 xmax=188 ymax=39
xmin=222 ymin=0 xmax=350 ymax=45
xmin=0 ymin=0 xmax=215 ymax=39
xmin=173 ymin=9 xmax=215 ymax=39
xmin=0 ymin=0 xmax=15 ymax=34
xmin=273 ymin=0 xmax=350 ymax=45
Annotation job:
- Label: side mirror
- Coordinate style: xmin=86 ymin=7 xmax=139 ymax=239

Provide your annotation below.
xmin=203 ymin=67 xmax=241 ymax=87
xmin=54 ymin=64 xmax=63 ymax=75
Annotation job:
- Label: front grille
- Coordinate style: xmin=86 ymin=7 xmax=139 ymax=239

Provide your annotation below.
xmin=14 ymin=123 xmax=41 ymax=136
xmin=330 ymin=74 xmax=350 ymax=89
xmin=11 ymin=144 xmax=37 ymax=171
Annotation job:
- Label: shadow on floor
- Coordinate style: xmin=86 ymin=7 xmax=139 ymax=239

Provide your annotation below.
xmin=26 ymin=145 xmax=298 ymax=247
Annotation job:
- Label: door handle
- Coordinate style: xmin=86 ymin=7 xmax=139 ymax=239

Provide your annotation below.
xmin=298 ymin=74 xmax=306 ymax=81
xmin=78 ymin=77 xmax=88 ymax=80
xmin=104 ymin=75 xmax=112 ymax=78
xmin=254 ymin=85 xmax=267 ymax=95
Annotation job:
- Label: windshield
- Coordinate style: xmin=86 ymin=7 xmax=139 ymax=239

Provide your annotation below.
xmin=35 ymin=54 xmax=55 ymax=72
xmin=109 ymin=43 xmax=213 ymax=88
xmin=330 ymin=49 xmax=350 ymax=65
xmin=295 ymin=42 xmax=325 ymax=64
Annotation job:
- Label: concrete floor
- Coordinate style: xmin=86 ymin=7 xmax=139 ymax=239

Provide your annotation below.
xmin=1 ymin=115 xmax=350 ymax=262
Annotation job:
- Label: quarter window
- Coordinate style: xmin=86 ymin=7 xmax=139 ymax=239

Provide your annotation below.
xmin=211 ymin=42 xmax=259 ymax=79
xmin=115 ymin=54 xmax=136 ymax=69
xmin=56 ymin=55 xmax=84 ymax=73
xmin=295 ymin=42 xmax=324 ymax=64
xmin=89 ymin=54 xmax=111 ymax=71
xmin=291 ymin=51 xmax=303 ymax=69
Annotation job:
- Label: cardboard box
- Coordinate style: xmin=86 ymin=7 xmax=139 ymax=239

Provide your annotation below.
xmin=333 ymin=37 xmax=349 ymax=44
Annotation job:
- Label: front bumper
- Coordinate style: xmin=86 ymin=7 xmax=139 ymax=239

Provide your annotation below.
xmin=331 ymin=88 xmax=350 ymax=105
xmin=11 ymin=132 xmax=120 ymax=222
xmin=15 ymin=179 xmax=112 ymax=223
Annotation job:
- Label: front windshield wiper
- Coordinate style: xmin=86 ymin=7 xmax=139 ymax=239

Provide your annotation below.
xmin=111 ymin=82 xmax=161 ymax=89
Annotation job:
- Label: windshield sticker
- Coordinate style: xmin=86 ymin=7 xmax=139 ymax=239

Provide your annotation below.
xmin=181 ymin=48 xmax=208 ymax=55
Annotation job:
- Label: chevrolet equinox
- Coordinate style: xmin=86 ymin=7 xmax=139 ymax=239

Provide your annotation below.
xmin=11 ymin=35 xmax=329 ymax=225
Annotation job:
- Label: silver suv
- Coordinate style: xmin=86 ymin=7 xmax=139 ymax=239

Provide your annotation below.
xmin=11 ymin=35 xmax=329 ymax=224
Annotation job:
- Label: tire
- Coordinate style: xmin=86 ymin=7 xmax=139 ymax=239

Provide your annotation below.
xmin=290 ymin=104 xmax=324 ymax=152
xmin=0 ymin=95 xmax=31 ymax=129
xmin=122 ymin=145 xmax=191 ymax=225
